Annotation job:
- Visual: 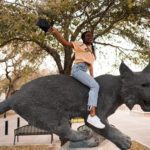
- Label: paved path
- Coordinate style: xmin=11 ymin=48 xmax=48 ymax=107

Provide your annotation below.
xmin=109 ymin=110 xmax=150 ymax=147
xmin=0 ymin=110 xmax=150 ymax=149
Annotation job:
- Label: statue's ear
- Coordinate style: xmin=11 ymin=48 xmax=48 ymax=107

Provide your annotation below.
xmin=119 ymin=61 xmax=133 ymax=77
xmin=143 ymin=62 xmax=150 ymax=73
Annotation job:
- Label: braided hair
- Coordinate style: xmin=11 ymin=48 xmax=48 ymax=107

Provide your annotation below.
xmin=81 ymin=31 xmax=96 ymax=58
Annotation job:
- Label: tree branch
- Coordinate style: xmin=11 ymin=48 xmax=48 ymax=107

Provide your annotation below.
xmin=94 ymin=41 xmax=148 ymax=55
xmin=94 ymin=10 xmax=128 ymax=39
xmin=0 ymin=37 xmax=64 ymax=73
xmin=71 ymin=0 xmax=116 ymax=40
xmin=33 ymin=39 xmax=64 ymax=73
xmin=0 ymin=37 xmax=30 ymax=48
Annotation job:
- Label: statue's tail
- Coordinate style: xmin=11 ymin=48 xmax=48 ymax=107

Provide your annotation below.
xmin=0 ymin=99 xmax=11 ymax=115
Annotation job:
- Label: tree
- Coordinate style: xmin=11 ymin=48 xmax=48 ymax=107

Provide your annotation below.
xmin=0 ymin=42 xmax=45 ymax=98
xmin=0 ymin=0 xmax=150 ymax=75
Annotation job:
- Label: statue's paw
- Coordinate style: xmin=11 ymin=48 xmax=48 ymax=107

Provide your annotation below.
xmin=69 ymin=137 xmax=99 ymax=148
xmin=86 ymin=137 xmax=99 ymax=147
xmin=118 ymin=135 xmax=131 ymax=150
xmin=79 ymin=129 xmax=92 ymax=140
xmin=78 ymin=125 xmax=92 ymax=132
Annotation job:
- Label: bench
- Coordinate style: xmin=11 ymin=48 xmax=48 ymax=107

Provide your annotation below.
xmin=14 ymin=125 xmax=53 ymax=145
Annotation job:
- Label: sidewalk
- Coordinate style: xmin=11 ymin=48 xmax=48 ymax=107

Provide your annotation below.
xmin=0 ymin=110 xmax=150 ymax=149
xmin=108 ymin=110 xmax=150 ymax=147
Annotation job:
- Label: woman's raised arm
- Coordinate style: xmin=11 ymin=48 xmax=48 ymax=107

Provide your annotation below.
xmin=48 ymin=27 xmax=73 ymax=48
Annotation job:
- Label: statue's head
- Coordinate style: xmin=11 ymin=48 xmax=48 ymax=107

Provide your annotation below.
xmin=120 ymin=62 xmax=150 ymax=112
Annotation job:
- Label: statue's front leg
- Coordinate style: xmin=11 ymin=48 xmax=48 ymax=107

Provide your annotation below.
xmin=96 ymin=124 xmax=132 ymax=150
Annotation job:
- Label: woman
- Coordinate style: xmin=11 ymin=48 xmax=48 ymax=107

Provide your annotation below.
xmin=48 ymin=27 xmax=105 ymax=129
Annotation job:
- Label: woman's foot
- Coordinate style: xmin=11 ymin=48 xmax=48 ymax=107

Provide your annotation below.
xmin=87 ymin=115 xmax=105 ymax=129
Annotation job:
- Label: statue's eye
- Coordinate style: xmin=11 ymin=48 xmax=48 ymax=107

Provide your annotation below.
xmin=141 ymin=83 xmax=150 ymax=87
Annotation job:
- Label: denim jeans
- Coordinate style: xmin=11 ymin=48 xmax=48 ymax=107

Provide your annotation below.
xmin=71 ymin=62 xmax=100 ymax=109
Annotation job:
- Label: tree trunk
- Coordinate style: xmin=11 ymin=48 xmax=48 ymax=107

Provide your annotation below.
xmin=63 ymin=47 xmax=74 ymax=75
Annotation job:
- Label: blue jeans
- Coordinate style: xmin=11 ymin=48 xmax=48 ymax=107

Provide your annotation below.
xmin=71 ymin=62 xmax=100 ymax=109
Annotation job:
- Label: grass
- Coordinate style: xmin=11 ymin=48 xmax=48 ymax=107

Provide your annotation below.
xmin=131 ymin=141 xmax=150 ymax=150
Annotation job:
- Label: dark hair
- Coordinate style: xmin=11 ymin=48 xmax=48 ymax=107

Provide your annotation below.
xmin=81 ymin=31 xmax=96 ymax=58
xmin=81 ymin=31 xmax=91 ymax=42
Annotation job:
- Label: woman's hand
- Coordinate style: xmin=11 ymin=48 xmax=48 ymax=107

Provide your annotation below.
xmin=36 ymin=18 xmax=53 ymax=33
xmin=48 ymin=27 xmax=57 ymax=34
xmin=89 ymin=65 xmax=94 ymax=77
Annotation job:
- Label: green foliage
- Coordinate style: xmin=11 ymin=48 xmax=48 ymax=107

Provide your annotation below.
xmin=0 ymin=0 xmax=149 ymax=78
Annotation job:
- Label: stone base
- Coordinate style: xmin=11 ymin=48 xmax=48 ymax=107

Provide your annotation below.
xmin=59 ymin=140 xmax=150 ymax=150
xmin=0 ymin=141 xmax=149 ymax=150
xmin=60 ymin=140 xmax=119 ymax=150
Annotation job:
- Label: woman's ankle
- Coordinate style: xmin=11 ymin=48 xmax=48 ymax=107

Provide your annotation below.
xmin=89 ymin=106 xmax=96 ymax=116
